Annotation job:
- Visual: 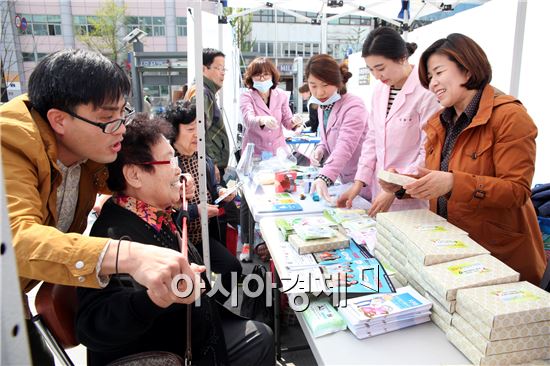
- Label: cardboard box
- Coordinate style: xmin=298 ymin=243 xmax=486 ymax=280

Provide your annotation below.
xmin=377 ymin=170 xmax=418 ymax=186
xmin=375 ymin=234 xmax=392 ymax=258
xmin=447 ymin=325 xmax=550 ymax=365
xmin=288 ymin=231 xmax=349 ymax=255
xmin=376 ymin=251 xmax=408 ymax=287
xmin=388 ymin=240 xmax=408 ymax=266
xmin=377 ymin=209 xmax=446 ymax=228
xmin=403 ymin=231 xmax=489 ymax=266
xmin=403 ymin=264 xmax=430 ymax=291
xmin=425 ymin=292 xmax=453 ymax=324
xmin=375 ymin=223 xmax=394 ymax=246
xmin=457 ymin=304 xmax=550 ymax=341
xmin=386 ymin=234 xmax=409 ymax=260
xmin=392 ymin=221 xmax=468 ymax=248
xmin=452 ymin=313 xmax=549 ymax=356
xmin=422 ymin=254 xmax=519 ymax=301
xmin=430 ymin=311 xmax=451 ymax=333
xmin=456 ymin=281 xmax=550 ymax=329
xmin=424 ymin=286 xmax=456 ymax=313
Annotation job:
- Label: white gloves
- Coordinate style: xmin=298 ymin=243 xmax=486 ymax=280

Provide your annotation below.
xmin=291 ymin=114 xmax=303 ymax=128
xmin=258 ymin=116 xmax=279 ymax=129
xmin=310 ymin=147 xmax=324 ymax=167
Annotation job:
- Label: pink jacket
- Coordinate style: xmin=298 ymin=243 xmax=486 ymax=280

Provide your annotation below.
xmin=317 ymin=93 xmax=368 ymax=185
xmin=240 ymin=88 xmax=294 ymax=156
xmin=355 ymin=65 xmax=441 ymax=210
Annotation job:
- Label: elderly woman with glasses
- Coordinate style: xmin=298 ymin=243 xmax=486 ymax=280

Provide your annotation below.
xmin=76 ymin=114 xmax=274 ymax=366
xmin=164 ymin=100 xmax=243 ymax=304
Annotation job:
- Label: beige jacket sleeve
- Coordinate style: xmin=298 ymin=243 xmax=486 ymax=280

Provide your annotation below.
xmin=2 ymin=107 xmax=108 ymax=290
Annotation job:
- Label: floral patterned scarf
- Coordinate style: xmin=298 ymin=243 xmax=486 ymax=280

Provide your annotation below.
xmin=113 ymin=194 xmax=177 ymax=233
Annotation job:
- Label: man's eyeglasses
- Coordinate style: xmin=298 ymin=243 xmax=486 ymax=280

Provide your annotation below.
xmin=138 ymin=156 xmax=179 ymax=168
xmin=208 ymin=65 xmax=227 ymax=73
xmin=65 ymin=105 xmax=135 ymax=134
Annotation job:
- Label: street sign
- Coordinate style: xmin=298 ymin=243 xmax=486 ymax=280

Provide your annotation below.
xmin=20 ymin=17 xmax=27 ymax=31
xmin=15 ymin=15 xmax=21 ymax=28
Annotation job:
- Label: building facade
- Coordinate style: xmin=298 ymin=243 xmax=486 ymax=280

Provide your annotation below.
xmin=1 ymin=0 xmax=375 ymax=104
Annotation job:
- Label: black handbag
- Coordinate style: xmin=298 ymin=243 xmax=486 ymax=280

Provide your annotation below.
xmin=107 ymin=351 xmax=184 ymax=366
xmin=240 ymin=264 xmax=274 ymax=327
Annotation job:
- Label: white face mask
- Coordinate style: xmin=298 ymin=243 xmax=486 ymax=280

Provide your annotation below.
xmin=253 ymin=79 xmax=273 ymax=93
xmin=308 ymin=92 xmax=341 ymax=107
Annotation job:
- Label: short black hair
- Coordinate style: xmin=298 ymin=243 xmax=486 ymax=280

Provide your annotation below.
xmin=28 ymin=49 xmax=130 ymax=116
xmin=203 ymin=48 xmax=225 ymax=67
xmin=362 ymin=26 xmax=417 ymax=61
xmin=163 ymin=100 xmax=196 ymax=144
xmin=106 ymin=113 xmax=172 ymax=192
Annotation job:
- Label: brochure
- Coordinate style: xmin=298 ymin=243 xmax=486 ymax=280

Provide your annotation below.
xmin=257 ymin=192 xmax=303 ymax=213
xmin=339 ymin=286 xmax=432 ymax=325
xmin=312 ymin=241 xmax=396 ymax=294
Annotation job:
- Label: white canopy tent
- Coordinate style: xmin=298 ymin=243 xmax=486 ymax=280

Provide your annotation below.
xmin=346 ymin=0 xmax=549 ymax=184
xmin=187 ymin=1 xmax=547 ymax=275
xmin=227 ymin=0 xmax=457 ymax=52
xmin=223 ymin=0 xmax=547 ymax=184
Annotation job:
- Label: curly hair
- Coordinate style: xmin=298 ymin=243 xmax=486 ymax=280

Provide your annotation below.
xmin=163 ymin=100 xmax=196 ymax=144
xmin=106 ymin=113 xmax=172 ymax=192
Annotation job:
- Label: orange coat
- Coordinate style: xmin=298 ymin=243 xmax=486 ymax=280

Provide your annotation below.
xmin=424 ymin=85 xmax=546 ymax=285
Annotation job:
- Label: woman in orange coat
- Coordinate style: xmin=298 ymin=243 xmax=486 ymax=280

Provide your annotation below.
xmin=386 ymin=33 xmax=545 ymax=284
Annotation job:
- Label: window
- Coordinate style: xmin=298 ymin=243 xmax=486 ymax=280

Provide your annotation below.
xmin=338 ymin=17 xmax=350 ymax=25
xmin=73 ymin=16 xmax=98 ymax=35
xmin=327 ymin=15 xmax=372 ymax=25
xmin=126 ymin=16 xmax=165 ymax=37
xmin=251 ymin=10 xmax=274 ymax=23
xmin=277 ymin=12 xmax=296 ymax=23
xmin=152 ymin=17 xmax=165 ymax=36
xmin=143 ymin=85 xmax=169 ymax=97
xmin=176 ymin=17 xmax=187 ymax=37
xmin=18 ymin=14 xmax=61 ymax=36
xmin=21 ymin=52 xmax=48 ymax=62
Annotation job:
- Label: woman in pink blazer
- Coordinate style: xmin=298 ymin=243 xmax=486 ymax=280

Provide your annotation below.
xmin=338 ymin=27 xmax=440 ymax=216
xmin=240 ymin=57 xmax=301 ymax=157
xmin=308 ymin=54 xmax=369 ymax=202
xmin=239 ymin=57 xmax=300 ymax=261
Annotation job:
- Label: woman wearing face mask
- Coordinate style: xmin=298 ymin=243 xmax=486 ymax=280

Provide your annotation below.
xmin=240 ymin=57 xmax=302 ymax=157
xmin=337 ymin=27 xmax=440 ymax=216
xmin=239 ymin=57 xmax=301 ymax=261
xmin=307 ymin=54 xmax=369 ymax=203
xmin=386 ymin=33 xmax=545 ymax=285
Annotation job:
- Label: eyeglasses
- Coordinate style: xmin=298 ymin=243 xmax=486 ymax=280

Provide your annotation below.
xmin=65 ymin=104 xmax=135 ymax=134
xmin=138 ymin=156 xmax=179 ymax=168
xmin=252 ymin=73 xmax=271 ymax=81
xmin=208 ymin=65 xmax=227 ymax=73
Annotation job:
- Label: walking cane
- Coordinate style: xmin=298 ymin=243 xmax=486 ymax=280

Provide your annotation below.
xmin=180 ymin=173 xmax=192 ymax=366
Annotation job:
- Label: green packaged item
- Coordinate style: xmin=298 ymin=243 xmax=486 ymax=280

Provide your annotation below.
xmin=303 ymin=300 xmax=347 ymax=338
xmin=323 ymin=208 xmax=367 ymax=224
xmin=275 ymin=216 xmax=337 ymax=240
xmin=294 ymin=225 xmax=336 ymax=240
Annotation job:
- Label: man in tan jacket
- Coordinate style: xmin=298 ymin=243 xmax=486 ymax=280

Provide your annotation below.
xmin=1 ymin=49 xmax=201 ymax=364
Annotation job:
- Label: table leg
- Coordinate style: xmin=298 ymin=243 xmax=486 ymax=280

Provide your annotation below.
xmin=248 ymin=204 xmax=255 ymax=249
xmin=273 ymin=261 xmax=281 ymax=361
